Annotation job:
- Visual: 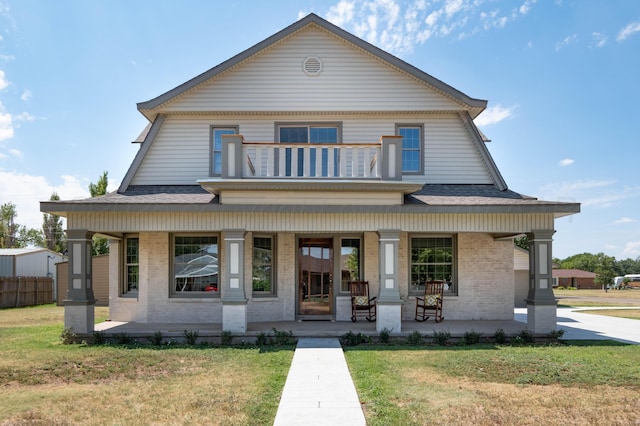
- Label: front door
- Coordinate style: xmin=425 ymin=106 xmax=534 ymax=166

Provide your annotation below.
xmin=298 ymin=238 xmax=333 ymax=317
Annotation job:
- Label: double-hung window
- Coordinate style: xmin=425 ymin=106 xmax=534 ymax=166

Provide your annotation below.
xmin=172 ymin=235 xmax=219 ymax=296
xmin=252 ymin=235 xmax=276 ymax=296
xmin=123 ymin=235 xmax=139 ymax=295
xmin=397 ymin=124 xmax=423 ymax=174
xmin=340 ymin=238 xmax=361 ymax=292
xmin=277 ymin=123 xmax=341 ymax=177
xmin=210 ymin=126 xmax=238 ymax=176
xmin=410 ymin=236 xmax=456 ymax=295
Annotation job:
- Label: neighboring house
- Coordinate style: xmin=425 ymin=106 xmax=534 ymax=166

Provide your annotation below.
xmin=553 ymin=269 xmax=598 ymax=289
xmin=41 ymin=14 xmax=579 ymax=335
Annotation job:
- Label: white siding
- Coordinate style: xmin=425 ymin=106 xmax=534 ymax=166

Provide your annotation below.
xmin=162 ymin=26 xmax=462 ymax=113
xmin=131 ymin=114 xmax=494 ymax=185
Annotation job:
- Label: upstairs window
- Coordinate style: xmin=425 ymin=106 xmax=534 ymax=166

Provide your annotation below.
xmin=397 ymin=125 xmax=423 ymax=174
xmin=210 ymin=126 xmax=238 ymax=176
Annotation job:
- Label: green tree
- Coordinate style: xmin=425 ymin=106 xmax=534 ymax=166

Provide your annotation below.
xmin=0 ymin=202 xmax=18 ymax=248
xmin=594 ymin=253 xmax=616 ymax=290
xmin=558 ymin=253 xmax=601 ymax=273
xmin=42 ymin=192 xmax=66 ymax=253
xmin=514 ymin=235 xmax=529 ymax=251
xmin=89 ymin=171 xmax=109 ymax=255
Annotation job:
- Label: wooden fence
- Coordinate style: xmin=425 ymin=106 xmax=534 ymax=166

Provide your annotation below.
xmin=0 ymin=277 xmax=53 ymax=308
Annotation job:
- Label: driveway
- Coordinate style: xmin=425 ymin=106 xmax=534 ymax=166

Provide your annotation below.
xmin=515 ymin=307 xmax=640 ymax=344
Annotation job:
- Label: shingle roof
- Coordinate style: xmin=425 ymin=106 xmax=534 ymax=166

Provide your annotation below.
xmin=552 ymin=269 xmax=597 ymax=279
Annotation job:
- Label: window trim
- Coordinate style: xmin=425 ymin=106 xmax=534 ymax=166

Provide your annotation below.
xmin=274 ymin=122 xmax=343 ymax=144
xmin=252 ymin=234 xmax=277 ymax=297
xmin=209 ymin=125 xmax=239 ymax=177
xmin=122 ymin=235 xmax=139 ymax=297
xmin=396 ymin=123 xmax=424 ymax=175
xmin=409 ymin=234 xmax=457 ymax=296
xmin=170 ymin=233 xmax=220 ymax=298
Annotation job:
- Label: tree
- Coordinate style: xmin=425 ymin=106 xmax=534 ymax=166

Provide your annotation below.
xmin=594 ymin=253 xmax=616 ymax=290
xmin=557 ymin=253 xmax=601 ymax=273
xmin=42 ymin=192 xmax=66 ymax=253
xmin=89 ymin=171 xmax=110 ymax=255
xmin=0 ymin=202 xmax=18 ymax=248
xmin=514 ymin=236 xmax=528 ymax=251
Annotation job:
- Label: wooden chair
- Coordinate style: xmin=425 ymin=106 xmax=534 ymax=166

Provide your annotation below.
xmin=415 ymin=281 xmax=444 ymax=322
xmin=350 ymin=281 xmax=376 ymax=322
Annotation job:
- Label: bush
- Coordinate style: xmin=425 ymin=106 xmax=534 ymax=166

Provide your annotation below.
xmin=183 ymin=330 xmax=199 ymax=345
xmin=114 ymin=332 xmax=132 ymax=345
xmin=271 ymin=328 xmax=294 ymax=346
xmin=493 ymin=328 xmax=507 ymax=344
xmin=148 ymin=331 xmax=163 ymax=346
xmin=255 ymin=331 xmax=269 ymax=346
xmin=221 ymin=330 xmax=233 ymax=346
xmin=60 ymin=327 xmax=77 ymax=345
xmin=92 ymin=330 xmax=106 ymax=345
xmin=462 ymin=330 xmax=483 ymax=345
xmin=407 ymin=330 xmax=423 ymax=346
xmin=432 ymin=330 xmax=451 ymax=346
xmin=378 ymin=327 xmax=391 ymax=344
xmin=341 ymin=331 xmax=370 ymax=346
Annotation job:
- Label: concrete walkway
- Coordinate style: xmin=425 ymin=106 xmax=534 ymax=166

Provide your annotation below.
xmin=273 ymin=338 xmax=366 ymax=426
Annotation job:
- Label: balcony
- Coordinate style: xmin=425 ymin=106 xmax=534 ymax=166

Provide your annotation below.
xmin=197 ymin=134 xmax=424 ymax=206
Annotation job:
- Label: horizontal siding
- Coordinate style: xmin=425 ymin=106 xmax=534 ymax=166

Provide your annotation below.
xmin=163 ymin=26 xmax=462 ymax=113
xmin=68 ymin=212 xmax=554 ymax=234
xmin=131 ymin=114 xmax=494 ymax=185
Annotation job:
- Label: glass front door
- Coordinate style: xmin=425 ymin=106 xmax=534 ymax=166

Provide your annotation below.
xmin=298 ymin=238 xmax=333 ymax=317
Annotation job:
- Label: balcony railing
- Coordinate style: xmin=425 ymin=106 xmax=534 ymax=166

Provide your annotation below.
xmin=221 ymin=135 xmax=403 ymax=181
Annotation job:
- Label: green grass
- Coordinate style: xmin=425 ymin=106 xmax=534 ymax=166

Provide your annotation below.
xmin=0 ymin=305 xmax=293 ymax=425
xmin=345 ymin=343 xmax=640 ymax=425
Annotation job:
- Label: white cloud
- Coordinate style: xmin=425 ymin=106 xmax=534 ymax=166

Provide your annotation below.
xmin=0 ymin=171 xmax=91 ymax=231
xmin=0 ymin=69 xmax=8 ymax=90
xmin=558 ymin=158 xmax=574 ymax=166
xmin=591 ymin=32 xmax=607 ymax=48
xmin=614 ymin=217 xmax=636 ymax=224
xmin=617 ymin=20 xmax=640 ymax=42
xmin=474 ymin=104 xmax=517 ymax=126
xmin=326 ymin=0 xmax=355 ymax=27
xmin=0 ymin=104 xmax=13 ymax=141
xmin=519 ymin=0 xmax=537 ymax=15
xmin=7 ymin=148 xmax=22 ymax=158
xmin=555 ymin=34 xmax=577 ymax=51
xmin=21 ymin=90 xmax=32 ymax=101
xmin=621 ymin=240 xmax=640 ymax=259
xmin=0 ymin=54 xmax=14 ymax=61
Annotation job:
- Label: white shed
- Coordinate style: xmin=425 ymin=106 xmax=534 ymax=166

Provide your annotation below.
xmin=0 ymin=248 xmax=66 ymax=300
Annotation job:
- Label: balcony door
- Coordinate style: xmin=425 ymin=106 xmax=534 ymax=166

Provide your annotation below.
xmin=298 ymin=238 xmax=333 ymax=318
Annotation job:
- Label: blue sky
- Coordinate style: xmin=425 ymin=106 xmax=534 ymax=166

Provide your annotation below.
xmin=1 ymin=0 xmax=639 ymax=261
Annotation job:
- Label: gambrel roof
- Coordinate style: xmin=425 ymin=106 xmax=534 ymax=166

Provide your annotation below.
xmin=137 ymin=13 xmax=487 ymax=121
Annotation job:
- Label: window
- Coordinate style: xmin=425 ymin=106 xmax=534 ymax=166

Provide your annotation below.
xmin=253 ymin=236 xmax=276 ymax=296
xmin=340 ymin=238 xmax=361 ymax=292
xmin=277 ymin=123 xmax=341 ymax=177
xmin=123 ymin=236 xmax=139 ymax=295
xmin=410 ymin=236 xmax=456 ymax=295
xmin=397 ymin=125 xmax=423 ymax=174
xmin=173 ymin=235 xmax=219 ymax=296
xmin=210 ymin=126 xmax=238 ymax=176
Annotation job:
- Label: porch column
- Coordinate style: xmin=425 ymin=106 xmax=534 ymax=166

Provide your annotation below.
xmin=221 ymin=134 xmax=244 ymax=179
xmin=525 ymin=230 xmax=557 ymax=334
xmin=222 ymin=229 xmax=248 ymax=333
xmin=64 ymin=229 xmax=95 ymax=334
xmin=376 ymin=230 xmax=402 ymax=333
xmin=380 ymin=136 xmax=403 ymax=181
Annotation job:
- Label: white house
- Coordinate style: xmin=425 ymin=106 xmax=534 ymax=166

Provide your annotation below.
xmin=41 ymin=14 xmax=579 ymax=335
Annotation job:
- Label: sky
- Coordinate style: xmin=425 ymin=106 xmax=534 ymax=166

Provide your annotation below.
xmin=0 ymin=0 xmax=639 ymax=261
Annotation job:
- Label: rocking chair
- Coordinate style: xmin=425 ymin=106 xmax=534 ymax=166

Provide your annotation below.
xmin=350 ymin=280 xmax=376 ymax=322
xmin=415 ymin=281 xmax=444 ymax=322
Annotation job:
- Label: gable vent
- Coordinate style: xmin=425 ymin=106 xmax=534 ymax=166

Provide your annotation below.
xmin=303 ymin=57 xmax=322 ymax=76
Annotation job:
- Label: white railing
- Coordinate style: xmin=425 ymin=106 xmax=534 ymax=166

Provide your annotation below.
xmin=221 ymin=135 xmax=403 ymax=181
xmin=243 ymin=143 xmax=380 ymax=179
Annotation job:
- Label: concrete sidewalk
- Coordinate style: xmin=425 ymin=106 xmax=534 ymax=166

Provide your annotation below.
xmin=273 ymin=338 xmax=366 ymax=426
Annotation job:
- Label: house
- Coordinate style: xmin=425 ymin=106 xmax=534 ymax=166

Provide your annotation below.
xmin=553 ymin=269 xmax=598 ymax=289
xmin=40 ymin=14 xmax=579 ymax=335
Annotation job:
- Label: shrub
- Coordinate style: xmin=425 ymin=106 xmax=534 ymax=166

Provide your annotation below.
xmin=462 ymin=330 xmax=483 ymax=345
xmin=341 ymin=331 xmax=370 ymax=346
xmin=221 ymin=330 xmax=233 ymax=346
xmin=148 ymin=331 xmax=163 ymax=346
xmin=183 ymin=330 xmax=199 ymax=345
xmin=549 ymin=329 xmax=565 ymax=340
xmin=493 ymin=328 xmax=507 ymax=344
xmin=92 ymin=330 xmax=106 ymax=345
xmin=407 ymin=330 xmax=423 ymax=346
xmin=271 ymin=328 xmax=294 ymax=346
xmin=60 ymin=327 xmax=77 ymax=345
xmin=378 ymin=327 xmax=391 ymax=344
xmin=514 ymin=329 xmax=535 ymax=345
xmin=114 ymin=332 xmax=132 ymax=345
xmin=432 ymin=330 xmax=451 ymax=346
